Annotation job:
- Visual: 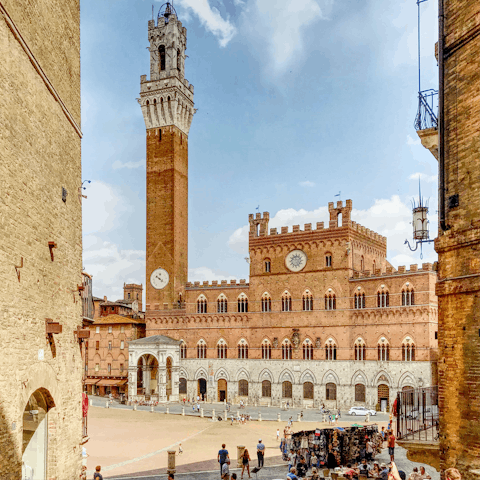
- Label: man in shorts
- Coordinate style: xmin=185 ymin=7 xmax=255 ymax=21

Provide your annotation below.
xmin=218 ymin=444 xmax=229 ymax=476
xmin=387 ymin=432 xmax=396 ymax=462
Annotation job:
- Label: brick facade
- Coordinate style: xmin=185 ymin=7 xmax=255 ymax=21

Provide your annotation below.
xmin=0 ymin=0 xmax=83 ymax=478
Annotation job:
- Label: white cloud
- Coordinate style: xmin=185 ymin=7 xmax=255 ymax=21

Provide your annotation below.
xmin=175 ymin=0 xmax=236 ymax=47
xmin=240 ymin=0 xmax=324 ymax=76
xmin=83 ymin=235 xmax=145 ymax=302
xmin=407 ymin=135 xmax=421 ymax=146
xmin=409 ymin=172 xmax=437 ymax=183
xmin=228 ymin=195 xmax=438 ymax=267
xmin=112 ymin=159 xmax=145 ymax=170
xmin=299 ymin=180 xmax=315 ymax=187
xmin=82 ymin=181 xmax=133 ymax=235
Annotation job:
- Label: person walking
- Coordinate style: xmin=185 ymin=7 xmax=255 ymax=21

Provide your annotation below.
xmin=241 ymin=448 xmax=251 ymax=479
xmin=218 ymin=444 xmax=230 ymax=476
xmin=222 ymin=459 xmax=231 ymax=480
xmin=178 ymin=443 xmax=183 ymax=455
xmin=277 ymin=428 xmax=280 ymax=441
xmin=387 ymin=431 xmax=396 ymax=462
xmin=257 ymin=439 xmax=265 ymax=468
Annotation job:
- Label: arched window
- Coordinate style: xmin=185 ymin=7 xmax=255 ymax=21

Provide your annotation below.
xmin=402 ymin=337 xmax=416 ymax=361
xmin=402 ymin=287 xmax=415 ymax=306
xmin=325 ymin=292 xmax=336 ymax=310
xmin=177 ymin=49 xmax=181 ymax=72
xmin=217 ymin=339 xmax=228 ymax=359
xmin=262 ymin=380 xmax=271 ymax=397
xmin=196 ymin=295 xmax=207 ymax=313
xmin=355 ymin=383 xmax=366 ymax=402
xmin=282 ymin=381 xmax=292 ymax=398
xmin=159 ymin=45 xmax=166 ymax=71
xmin=238 ymin=294 xmax=248 ymax=313
xmin=282 ymin=339 xmax=292 ymax=360
xmin=179 ymin=377 xmax=187 ymax=394
xmin=238 ymin=379 xmax=249 ymax=396
xmin=377 ymin=338 xmax=390 ymax=361
xmin=238 ymin=339 xmax=248 ymax=359
xmin=282 ymin=291 xmax=292 ymax=312
xmin=303 ymin=382 xmax=314 ymax=399
xmin=303 ymin=290 xmax=313 ymax=311
xmin=262 ymin=339 xmax=272 ymax=359
xmin=303 ymin=339 xmax=313 ymax=360
xmin=261 ymin=293 xmax=272 ymax=312
xmin=264 ymin=258 xmax=271 ymax=273
xmin=197 ymin=340 xmax=207 ymax=359
xmin=355 ymin=291 xmax=366 ymax=309
xmin=326 ymin=382 xmax=337 ymax=400
xmin=217 ymin=294 xmax=228 ymax=313
xmin=180 ymin=340 xmax=187 ymax=359
xmin=377 ymin=290 xmax=389 ymax=308
xmin=325 ymin=339 xmax=337 ymax=360
xmin=326 ymin=253 xmax=332 ymax=267
xmin=337 ymin=212 xmax=343 ymax=227
xmin=354 ymin=338 xmax=366 ymax=361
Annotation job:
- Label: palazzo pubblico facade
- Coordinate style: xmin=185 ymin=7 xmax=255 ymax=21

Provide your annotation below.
xmin=127 ymin=5 xmax=438 ymax=410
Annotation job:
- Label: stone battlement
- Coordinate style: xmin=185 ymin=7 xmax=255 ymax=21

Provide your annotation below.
xmin=186 ymin=279 xmax=249 ymax=289
xmin=353 ymin=263 xmax=434 ymax=279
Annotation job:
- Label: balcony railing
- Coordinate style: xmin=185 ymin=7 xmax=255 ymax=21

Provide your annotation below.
xmin=414 ymin=89 xmax=438 ymax=131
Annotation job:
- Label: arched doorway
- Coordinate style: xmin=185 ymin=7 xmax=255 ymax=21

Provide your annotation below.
xmin=198 ymin=378 xmax=207 ymax=400
xmin=378 ymin=384 xmax=390 ymax=411
xmin=22 ymin=388 xmax=55 ymax=480
xmin=218 ymin=378 xmax=227 ymax=402
xmin=166 ymin=357 xmax=172 ymax=400
xmin=137 ymin=354 xmax=159 ymax=398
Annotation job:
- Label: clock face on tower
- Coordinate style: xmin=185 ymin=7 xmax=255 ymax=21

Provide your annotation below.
xmin=150 ymin=268 xmax=169 ymax=290
xmin=285 ymin=250 xmax=307 ymax=272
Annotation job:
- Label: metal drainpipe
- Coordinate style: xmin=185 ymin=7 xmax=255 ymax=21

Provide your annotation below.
xmin=438 ymin=0 xmax=449 ymax=231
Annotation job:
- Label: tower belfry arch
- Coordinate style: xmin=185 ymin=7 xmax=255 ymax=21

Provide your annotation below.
xmin=139 ymin=3 xmax=195 ymax=319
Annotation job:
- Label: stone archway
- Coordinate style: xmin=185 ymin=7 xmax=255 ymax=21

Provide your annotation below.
xmin=22 ymin=388 xmax=55 ymax=480
xmin=166 ymin=356 xmax=172 ymax=400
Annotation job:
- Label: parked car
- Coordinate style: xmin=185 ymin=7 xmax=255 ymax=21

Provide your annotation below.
xmin=348 ymin=406 xmax=376 ymax=416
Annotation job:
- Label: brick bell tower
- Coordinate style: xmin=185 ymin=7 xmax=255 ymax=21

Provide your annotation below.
xmin=139 ymin=3 xmax=195 ymax=318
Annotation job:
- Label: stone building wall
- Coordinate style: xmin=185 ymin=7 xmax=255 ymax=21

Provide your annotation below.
xmin=0 ymin=0 xmax=82 ymax=478
xmin=434 ymin=0 xmax=480 ymax=477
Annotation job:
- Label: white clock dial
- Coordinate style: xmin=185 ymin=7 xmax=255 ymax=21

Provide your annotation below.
xmin=150 ymin=268 xmax=169 ymax=290
xmin=285 ymin=250 xmax=307 ymax=272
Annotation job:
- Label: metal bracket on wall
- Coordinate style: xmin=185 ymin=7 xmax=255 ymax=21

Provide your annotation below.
xmin=15 ymin=257 xmax=23 ymax=281
xmin=48 ymin=242 xmax=57 ymax=261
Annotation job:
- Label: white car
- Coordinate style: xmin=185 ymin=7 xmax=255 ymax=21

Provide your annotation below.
xmin=348 ymin=406 xmax=376 ymax=416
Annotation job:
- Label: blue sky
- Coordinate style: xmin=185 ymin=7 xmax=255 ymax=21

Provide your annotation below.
xmin=81 ymin=0 xmax=440 ymax=303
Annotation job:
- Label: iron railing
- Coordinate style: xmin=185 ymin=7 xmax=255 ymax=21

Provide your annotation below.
xmin=414 ymin=89 xmax=438 ymax=131
xmin=396 ymin=386 xmax=439 ymax=442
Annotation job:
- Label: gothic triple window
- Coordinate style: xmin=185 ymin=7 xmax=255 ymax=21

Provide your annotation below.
xmin=282 ymin=339 xmax=292 ymax=360
xmin=196 ymin=295 xmax=207 ymax=314
xmin=377 ymin=338 xmax=390 ymax=361
xmin=238 ymin=339 xmax=248 ymax=359
xmin=217 ymin=294 xmax=228 ymax=313
xmin=197 ymin=340 xmax=207 ymax=359
xmin=377 ymin=290 xmax=389 ymax=308
xmin=180 ymin=341 xmax=187 ymax=359
xmin=217 ymin=339 xmax=228 ymax=359
xmin=402 ymin=287 xmax=415 ymax=306
xmin=303 ymin=339 xmax=313 ymax=360
xmin=402 ymin=338 xmax=415 ymax=361
xmin=262 ymin=293 xmax=272 ymax=312
xmin=325 ymin=339 xmax=337 ymax=360
xmin=282 ymin=292 xmax=292 ymax=312
xmin=354 ymin=338 xmax=366 ymax=361
xmin=303 ymin=290 xmax=313 ymax=311
xmin=238 ymin=294 xmax=248 ymax=313
xmin=262 ymin=339 xmax=272 ymax=359
xmin=354 ymin=292 xmax=366 ymax=309
xmin=325 ymin=292 xmax=336 ymax=310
